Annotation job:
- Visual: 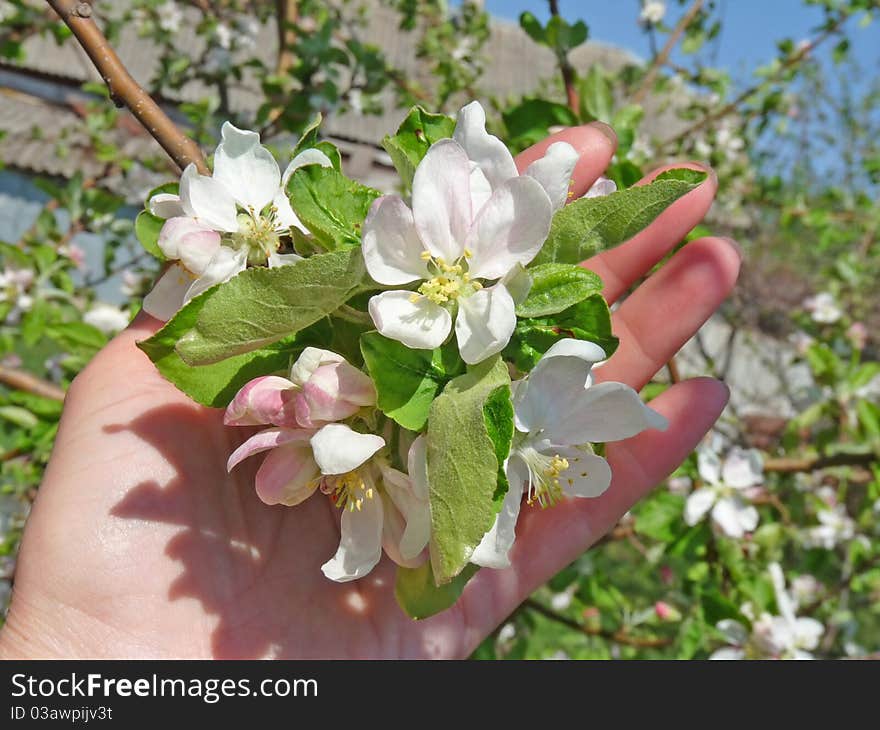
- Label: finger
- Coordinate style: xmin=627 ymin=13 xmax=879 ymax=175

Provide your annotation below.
xmin=595 ymin=236 xmax=741 ymax=390
xmin=459 ymin=376 xmax=729 ymax=646
xmin=514 ymin=122 xmax=618 ymax=198
xmin=585 ymin=162 xmax=718 ymax=303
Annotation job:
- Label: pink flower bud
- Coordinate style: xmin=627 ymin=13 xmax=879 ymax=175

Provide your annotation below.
xmin=293 ymin=360 xmax=376 ymax=428
xmin=847 ymin=322 xmax=867 ymax=351
xmin=224 ymin=376 xmax=297 ymax=427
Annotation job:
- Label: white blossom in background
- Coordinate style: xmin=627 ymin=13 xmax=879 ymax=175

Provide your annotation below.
xmin=83 ymin=303 xmax=130 ymax=335
xmin=0 ymin=266 xmax=34 ymax=324
xmin=120 ymin=270 xmax=147 ymax=298
xmin=685 ymin=440 xmax=763 ymax=538
xmin=667 ymin=475 xmax=693 ymax=495
xmin=471 ymin=340 xmax=667 ymax=569
xmin=143 ymin=123 xmax=332 ymax=322
xmin=550 ymin=586 xmax=577 ymax=611
xmin=497 ymin=622 xmax=517 ymax=644
xmin=803 ymin=291 xmax=842 ymax=324
xmin=639 ymin=1 xmax=667 ymax=26
xmin=156 ymin=1 xmax=183 ymax=34
xmin=58 ymin=243 xmax=86 ymax=270
xmin=790 ymin=574 xmax=822 ymax=607
xmin=215 ymin=22 xmax=234 ymax=50
xmin=789 ymin=330 xmax=815 ymax=356
xmin=0 ymin=2 xmax=17 ymax=23
xmin=711 ymin=563 xmax=824 ymax=659
xmin=804 ymin=504 xmax=857 ymax=549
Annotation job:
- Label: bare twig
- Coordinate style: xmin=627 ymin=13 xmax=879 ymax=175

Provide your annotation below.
xmin=46 ymin=0 xmax=207 ymax=174
xmin=763 ymin=452 xmax=876 ymax=473
xmin=632 ymin=0 xmax=704 ymax=104
xmin=0 ymin=367 xmax=66 ymax=402
xmin=547 ymin=0 xmax=579 ymax=114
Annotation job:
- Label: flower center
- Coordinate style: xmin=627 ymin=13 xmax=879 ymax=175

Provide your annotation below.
xmin=413 ymin=251 xmax=482 ymax=305
xmin=321 ymin=469 xmax=376 ymax=512
xmin=520 ymin=446 xmax=570 ymax=509
xmin=229 ymin=211 xmax=281 ymax=265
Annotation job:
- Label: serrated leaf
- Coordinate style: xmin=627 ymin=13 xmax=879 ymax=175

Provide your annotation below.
xmin=381 ymin=106 xmax=456 ymax=190
xmin=288 ymin=166 xmax=381 ymax=251
xmin=516 ymin=263 xmax=603 ymax=318
xmin=395 ymin=562 xmax=479 ymax=620
xmin=534 ymin=168 xmax=708 ymax=265
xmin=426 ymin=356 xmax=510 ymax=584
xmin=360 ymin=332 xmax=464 ymax=431
xmin=160 ymin=248 xmax=371 ymax=366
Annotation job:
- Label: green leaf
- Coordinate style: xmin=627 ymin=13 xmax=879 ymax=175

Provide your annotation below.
xmin=381 ymin=106 xmax=456 ymax=190
xmin=163 ymin=248 xmax=371 ymax=366
xmin=483 ymin=384 xmax=514 ymax=506
xmin=502 ymin=99 xmax=579 ymax=151
xmin=395 ymin=562 xmax=479 ymax=620
xmin=504 ymin=292 xmax=618 ymax=371
xmin=45 ymin=321 xmax=108 ymax=355
xmin=519 ymin=11 xmax=545 ymax=45
xmin=135 ymin=182 xmax=177 ymax=260
xmin=427 ymin=356 xmax=511 ymax=583
xmin=633 ymin=492 xmax=686 ymax=542
xmin=360 ymin=332 xmax=464 ymax=431
xmin=516 ymin=263 xmax=603 ymax=318
xmin=287 ymin=166 xmax=381 ymax=251
xmin=579 ymin=65 xmax=613 ymax=122
xmin=533 ymin=168 xmax=708 ymax=265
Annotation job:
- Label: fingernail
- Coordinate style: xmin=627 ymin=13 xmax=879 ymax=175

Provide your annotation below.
xmin=720 ymin=236 xmax=743 ymax=261
xmin=695 ymin=162 xmax=718 ymax=186
xmin=587 ymin=120 xmax=617 ymax=146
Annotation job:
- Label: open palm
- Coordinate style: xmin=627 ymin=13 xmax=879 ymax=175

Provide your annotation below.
xmin=0 ymin=124 xmax=739 ymax=658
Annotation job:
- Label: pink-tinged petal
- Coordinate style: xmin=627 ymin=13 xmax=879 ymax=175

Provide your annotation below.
xmin=455 ymin=282 xmax=516 ymax=365
xmin=453 ymin=101 xmax=518 ymax=190
xmin=157 ymin=217 xmax=222 ymax=274
xmin=310 ymin=423 xmax=385 ymax=475
xmin=141 ymin=263 xmax=195 ymax=322
xmin=722 ymin=448 xmax=764 ymax=489
xmin=149 ymin=193 xmax=185 ymax=219
xmin=254 ymin=443 xmax=321 ymax=506
xmin=524 ymin=141 xmax=579 ymax=211
xmin=212 ymin=122 xmax=281 ymax=212
xmin=184 ymin=247 xmax=248 ymax=302
xmin=466 ymin=175 xmax=553 ymax=281
xmin=583 ymin=176 xmax=617 ymax=199
xmin=381 ymin=491 xmax=424 ymax=569
xmin=368 ymin=291 xmax=452 ymax=350
xmin=226 ymin=427 xmax=311 ymax=472
xmin=362 ymin=196 xmax=430 ymax=285
xmin=289 ymin=346 xmax=345 ymax=386
xmin=224 ymin=375 xmax=296 ymax=427
xmin=294 ymin=362 xmax=376 ymax=428
xmin=179 ymin=163 xmax=239 ymax=232
xmin=380 ymin=462 xmax=430 ymax=562
xmin=411 ymin=139 xmax=472 ymax=262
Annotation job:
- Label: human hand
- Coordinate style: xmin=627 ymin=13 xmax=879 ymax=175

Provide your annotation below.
xmin=0 ymin=123 xmax=738 ymax=658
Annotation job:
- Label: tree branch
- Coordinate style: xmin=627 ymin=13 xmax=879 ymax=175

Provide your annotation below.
xmin=46 ymin=0 xmax=207 ymax=174
xmin=763 ymin=452 xmax=876 ymax=473
xmin=547 ymin=0 xmax=579 ymax=113
xmin=632 ymin=0 xmax=704 ymax=104
xmin=0 ymin=367 xmax=65 ymax=402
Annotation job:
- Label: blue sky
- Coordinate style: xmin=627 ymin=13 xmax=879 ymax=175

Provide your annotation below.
xmin=480 ymin=0 xmax=879 ymax=86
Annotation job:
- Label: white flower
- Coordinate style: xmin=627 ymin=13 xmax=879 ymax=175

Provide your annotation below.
xmin=156 ymin=1 xmax=183 ymax=33
xmin=143 ymin=122 xmax=332 ymax=321
xmin=790 ymin=574 xmax=821 ymax=607
xmin=639 ymin=1 xmax=666 ymax=25
xmin=0 ymin=2 xmax=17 ymax=23
xmin=83 ymin=302 xmax=130 ymax=334
xmin=804 ymin=504 xmax=856 ymax=549
xmin=497 ymin=622 xmax=517 ymax=643
xmin=471 ymin=340 xmax=668 ymax=568
xmin=582 ymin=176 xmax=617 ymax=199
xmin=667 ymin=475 xmax=692 ymax=495
xmin=685 ymin=442 xmax=762 ymax=538
xmin=0 ymin=265 xmax=34 ymax=324
xmin=215 ymin=22 xmax=234 ymax=49
xmin=803 ymin=292 xmax=842 ymax=324
xmin=789 ymin=330 xmax=814 ymax=355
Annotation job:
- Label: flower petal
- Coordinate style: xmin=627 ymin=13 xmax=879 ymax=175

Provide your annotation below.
xmin=254 ymin=443 xmax=320 ymax=506
xmin=471 ymin=458 xmax=526 ymax=569
xmin=717 ymin=619 xmax=749 ymax=645
xmin=224 ymin=375 xmax=296 ymax=427
xmin=149 ymin=193 xmax=185 ymax=218
xmin=453 ymin=100 xmax=518 ymax=190
xmin=407 ymin=435 xmax=429 ymax=501
xmin=712 ymin=495 xmax=757 ymax=538
xmin=465 ymin=175 xmax=553 ymax=281
xmin=697 ymin=446 xmax=722 ymax=486
xmin=380 ymin=491 xmax=423 ymax=569
xmin=280 ymin=147 xmax=334 ymax=188
xmin=310 ymin=423 xmax=384 ymax=475
xmin=157 ymin=217 xmax=222 ymax=274
xmin=411 ymin=139 xmax=472 ymax=262
xmin=524 ymin=141 xmax=579 ymax=211
xmin=684 ymin=488 xmax=716 ymax=526
xmin=267 ymin=251 xmax=303 ymax=267
xmin=212 ymin=122 xmax=281 ymax=212
xmin=226 ymin=427 xmax=311 ymax=472
xmin=184 ymin=247 xmax=248 ymax=302
xmin=294 ymin=361 xmax=377 ymax=428
xmin=722 ymin=448 xmax=764 ymax=489
xmin=380 ymin=463 xmax=430 ymax=562
xmin=141 ymin=263 xmax=195 ymax=322
xmin=709 ymin=647 xmax=746 ymax=660
xmin=794 ymin=618 xmax=824 ymax=650
xmin=321 ymin=493 xmax=384 ymax=582
xmin=271 ymin=191 xmax=305 ymax=232
xmin=555 ymin=447 xmax=612 ymax=498
xmin=582 ymin=176 xmax=617 ymax=199
xmin=362 ymin=196 xmax=431 ymax=285
xmin=289 ymin=347 xmax=345 ymax=385
xmin=179 ymin=163 xmax=239 ymax=232
xmin=455 ymin=282 xmax=516 ymax=365
xmin=368 ymin=290 xmax=452 ymax=350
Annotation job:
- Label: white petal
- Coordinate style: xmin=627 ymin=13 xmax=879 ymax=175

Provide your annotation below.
xmin=149 ymin=193 xmax=185 ymax=218
xmin=541 ymin=338 xmax=607 ymax=365
xmin=722 ymin=448 xmax=764 ymax=489
xmin=471 ymin=460 xmax=526 ymax=569
xmin=712 ymin=495 xmax=757 ymax=538
xmin=453 ymin=100 xmax=518 ymax=189
xmin=455 ymin=282 xmax=516 ymax=365
xmin=582 ymin=176 xmax=617 ymax=199
xmin=411 ymin=139 xmax=472 ymax=262
xmin=555 ymin=447 xmax=612 ymax=498
xmin=466 ymin=176 xmax=553 ymax=281
xmin=407 ymin=434 xmax=429 ymax=501
xmin=524 ymin=141 xmax=579 ymax=211
xmin=368 ymin=290 xmax=452 ymax=350
xmin=697 ymin=446 xmax=722 ymax=486
xmin=184 ymin=247 xmax=248 ymax=302
xmin=212 ymin=121 xmax=281 ymax=212
xmin=157 ymin=217 xmax=222 ymax=274
xmin=794 ymin=618 xmax=824 ymax=650
xmin=141 ymin=264 xmax=195 ymax=322
xmin=684 ymin=488 xmax=716 ymax=526
xmin=310 ymin=423 xmax=384 ymax=475
xmin=717 ymin=619 xmax=749 ymax=645
xmin=179 ymin=163 xmax=239 ymax=232
xmin=379 ymin=491 xmax=423 ymax=569
xmin=271 ymin=190 xmax=304 ymax=232
xmin=362 ymin=196 xmax=430 ymax=285
xmin=468 ymin=161 xmax=493 ymax=213
xmin=280 ymin=147 xmax=333 ymax=188
xmin=321 ymin=493 xmax=384 ymax=582
xmin=544 ymin=381 xmax=668 ymax=446
xmin=514 ymin=354 xmax=598 ymax=434
xmin=380 ymin=464 xmax=430 ymax=561
xmin=709 ymin=647 xmax=746 ymax=660
xmin=268 ymin=251 xmax=303 ymax=267
xmin=288 ymin=346 xmax=345 ymax=386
